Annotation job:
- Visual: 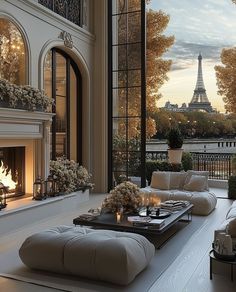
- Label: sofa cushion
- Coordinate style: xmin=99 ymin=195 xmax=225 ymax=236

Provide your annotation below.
xmin=169 ymin=172 xmax=187 ymax=189
xmin=189 ymin=191 xmax=217 ymax=215
xmin=150 ymin=171 xmax=170 ymax=190
xmin=19 ymin=226 xmax=155 ymax=285
xmin=226 ymin=218 xmax=236 ymax=237
xmin=184 ymin=170 xmax=209 ymax=190
xmin=183 ymin=175 xmax=207 ymax=192
xmin=226 ymin=200 xmax=236 ymax=220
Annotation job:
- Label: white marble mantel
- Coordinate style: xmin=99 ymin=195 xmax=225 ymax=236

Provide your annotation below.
xmin=0 ymin=107 xmax=55 ymax=194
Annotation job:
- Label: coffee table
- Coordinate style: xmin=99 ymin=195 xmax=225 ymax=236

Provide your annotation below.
xmin=73 ymin=204 xmax=193 ymax=248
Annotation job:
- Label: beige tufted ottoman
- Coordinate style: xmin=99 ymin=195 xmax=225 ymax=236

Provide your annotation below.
xmin=19 ymin=226 xmax=155 ymax=285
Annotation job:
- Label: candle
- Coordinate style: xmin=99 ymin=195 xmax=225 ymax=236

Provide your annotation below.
xmin=116 ymin=212 xmax=121 ymax=223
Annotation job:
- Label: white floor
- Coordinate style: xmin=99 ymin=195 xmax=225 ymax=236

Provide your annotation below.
xmin=0 ymin=189 xmax=235 ymax=292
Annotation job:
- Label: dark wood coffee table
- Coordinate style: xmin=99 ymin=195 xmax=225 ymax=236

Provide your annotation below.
xmin=73 ymin=204 xmax=193 ymax=248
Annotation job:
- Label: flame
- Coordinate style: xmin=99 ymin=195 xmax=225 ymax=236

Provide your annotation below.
xmin=0 ymin=161 xmax=17 ymax=189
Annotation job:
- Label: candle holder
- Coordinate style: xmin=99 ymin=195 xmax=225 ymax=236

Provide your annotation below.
xmin=0 ymin=182 xmax=8 ymax=210
xmin=45 ymin=174 xmax=59 ymax=197
xmin=33 ymin=176 xmax=46 ymax=200
xmin=116 ymin=205 xmax=123 ymax=223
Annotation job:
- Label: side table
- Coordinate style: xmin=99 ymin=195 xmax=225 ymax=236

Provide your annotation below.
xmin=209 ymin=249 xmax=236 ymax=281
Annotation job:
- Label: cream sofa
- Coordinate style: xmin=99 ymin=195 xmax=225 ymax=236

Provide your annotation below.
xmin=141 ymin=170 xmax=217 ymax=216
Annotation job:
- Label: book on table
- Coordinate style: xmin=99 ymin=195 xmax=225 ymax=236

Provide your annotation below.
xmin=127 ymin=216 xmax=165 ymax=228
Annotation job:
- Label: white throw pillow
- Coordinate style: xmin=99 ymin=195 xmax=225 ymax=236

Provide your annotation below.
xmin=183 ymin=175 xmax=207 ymax=192
xmin=169 ymin=172 xmax=187 ymax=189
xmin=226 ymin=218 xmax=236 ymax=238
xmin=184 ymin=170 xmax=209 ymax=190
xmin=150 ymin=171 xmax=170 ymax=190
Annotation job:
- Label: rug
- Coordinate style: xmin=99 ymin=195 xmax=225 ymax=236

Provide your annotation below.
xmin=0 ymin=199 xmax=230 ymax=292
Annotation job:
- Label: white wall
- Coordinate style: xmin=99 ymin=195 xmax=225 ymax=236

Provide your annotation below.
xmin=1 ymin=0 xmax=109 ymax=193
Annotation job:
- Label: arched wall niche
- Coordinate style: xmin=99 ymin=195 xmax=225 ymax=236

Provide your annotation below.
xmin=0 ymin=12 xmax=31 ymax=84
xmin=39 ymin=40 xmax=91 ymax=172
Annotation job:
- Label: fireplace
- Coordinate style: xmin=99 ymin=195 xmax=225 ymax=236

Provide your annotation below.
xmin=0 ymin=147 xmax=25 ymax=198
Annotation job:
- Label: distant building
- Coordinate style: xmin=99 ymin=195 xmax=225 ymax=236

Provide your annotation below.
xmin=163 ymin=54 xmax=215 ymax=113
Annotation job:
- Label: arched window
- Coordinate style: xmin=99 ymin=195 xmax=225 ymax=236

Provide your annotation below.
xmin=0 ymin=18 xmax=26 ymax=84
xmin=44 ymin=48 xmax=82 ymax=163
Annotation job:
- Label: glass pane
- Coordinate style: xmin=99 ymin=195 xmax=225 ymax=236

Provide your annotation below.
xmin=128 ymin=151 xmax=141 ymax=176
xmin=128 ymin=87 xmax=141 ymax=116
xmin=113 ymin=117 xmax=128 ymax=139
xmin=113 ymin=45 xmax=127 ymax=71
xmin=55 ymin=52 xmax=67 ymax=157
xmin=112 ymin=151 xmax=127 ymax=171
xmin=128 ymin=43 xmax=141 ymax=69
xmin=70 ymin=65 xmax=77 ymax=161
xmin=128 ymin=117 xmax=141 ymax=139
xmin=128 ymin=12 xmax=141 ymax=43
xmin=113 ymin=88 xmax=127 ymax=117
xmin=113 ymin=71 xmax=127 ymax=88
xmin=128 ymin=70 xmax=141 ymax=86
xmin=112 ymin=0 xmax=141 ymax=14
xmin=0 ymin=18 xmax=26 ymax=84
xmin=112 ymin=14 xmax=127 ymax=45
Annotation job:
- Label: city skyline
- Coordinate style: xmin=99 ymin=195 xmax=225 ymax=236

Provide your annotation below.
xmin=149 ymin=0 xmax=236 ymax=113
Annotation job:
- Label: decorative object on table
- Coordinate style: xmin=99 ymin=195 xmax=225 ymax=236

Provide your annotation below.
xmin=160 ymin=200 xmax=190 ymax=212
xmin=102 ymin=181 xmax=142 ymax=214
xmin=33 ymin=176 xmax=46 ymax=200
xmin=0 ymin=78 xmax=53 ymax=112
xmin=139 ymin=207 xmax=171 ymax=219
xmin=166 ymin=127 xmax=184 ymax=164
xmin=44 ymin=174 xmax=58 ymax=197
xmin=116 ymin=205 xmax=123 ymax=223
xmin=0 ymin=182 xmax=8 ymax=210
xmin=213 ymin=231 xmax=235 ymax=261
xmin=127 ymin=216 xmax=165 ymax=228
xmin=49 ymin=157 xmax=94 ymax=194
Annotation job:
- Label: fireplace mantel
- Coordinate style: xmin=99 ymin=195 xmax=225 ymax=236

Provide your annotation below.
xmin=0 ymin=107 xmax=55 ymax=194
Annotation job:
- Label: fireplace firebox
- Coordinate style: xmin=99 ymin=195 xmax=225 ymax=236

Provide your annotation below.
xmin=0 ymin=147 xmax=25 ymax=198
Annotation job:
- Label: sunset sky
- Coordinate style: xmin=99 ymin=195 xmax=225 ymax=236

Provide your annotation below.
xmin=149 ymin=0 xmax=236 ymax=113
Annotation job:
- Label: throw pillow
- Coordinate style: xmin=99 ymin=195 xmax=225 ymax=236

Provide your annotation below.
xmin=169 ymin=172 xmax=187 ymax=189
xmin=183 ymin=175 xmax=207 ymax=192
xmin=184 ymin=170 xmax=209 ymax=190
xmin=150 ymin=171 xmax=170 ymax=190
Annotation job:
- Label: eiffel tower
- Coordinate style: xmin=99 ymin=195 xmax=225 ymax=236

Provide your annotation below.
xmin=188 ymin=53 xmax=213 ymax=112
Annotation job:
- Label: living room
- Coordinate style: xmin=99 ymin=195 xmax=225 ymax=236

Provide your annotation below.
xmin=0 ymin=0 xmax=236 ymax=291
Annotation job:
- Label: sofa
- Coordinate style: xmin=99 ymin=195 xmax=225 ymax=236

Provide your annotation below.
xmin=215 ymin=200 xmax=236 ymax=250
xmin=141 ymin=170 xmax=217 ymax=216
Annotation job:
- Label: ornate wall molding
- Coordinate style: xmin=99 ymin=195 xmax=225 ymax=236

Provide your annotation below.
xmin=58 ymin=31 xmax=73 ymax=48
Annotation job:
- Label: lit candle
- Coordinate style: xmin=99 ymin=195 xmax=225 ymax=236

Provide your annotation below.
xmin=116 ymin=212 xmax=121 ymax=223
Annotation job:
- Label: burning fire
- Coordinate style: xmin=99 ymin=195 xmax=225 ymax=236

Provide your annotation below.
xmin=0 ymin=161 xmax=17 ymax=190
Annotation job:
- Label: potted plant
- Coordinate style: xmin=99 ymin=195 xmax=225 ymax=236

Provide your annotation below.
xmin=166 ymin=127 xmax=184 ymax=164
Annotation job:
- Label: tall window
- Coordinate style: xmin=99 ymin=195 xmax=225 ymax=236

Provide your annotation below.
xmin=0 ymin=18 xmax=26 ymax=84
xmin=108 ymin=0 xmax=146 ymax=189
xmin=44 ymin=48 xmax=82 ymax=162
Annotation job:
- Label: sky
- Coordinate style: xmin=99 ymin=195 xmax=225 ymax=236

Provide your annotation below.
xmin=149 ymin=0 xmax=236 ymax=113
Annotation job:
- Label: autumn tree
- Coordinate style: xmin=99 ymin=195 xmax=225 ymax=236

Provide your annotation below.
xmin=215 ymin=48 xmax=236 ymax=113
xmin=115 ymin=0 xmax=174 ymax=139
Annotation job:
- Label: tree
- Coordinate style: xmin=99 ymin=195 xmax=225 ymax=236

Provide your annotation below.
xmin=215 ymin=48 xmax=236 ymax=113
xmin=116 ymin=0 xmax=174 ymax=139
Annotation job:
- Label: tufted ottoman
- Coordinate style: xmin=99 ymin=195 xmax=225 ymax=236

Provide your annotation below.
xmin=19 ymin=226 xmax=155 ymax=285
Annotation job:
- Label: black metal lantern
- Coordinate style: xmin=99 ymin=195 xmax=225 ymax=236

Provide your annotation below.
xmin=33 ymin=176 xmax=46 ymax=200
xmin=0 ymin=182 xmax=8 ymax=210
xmin=45 ymin=174 xmax=58 ymax=197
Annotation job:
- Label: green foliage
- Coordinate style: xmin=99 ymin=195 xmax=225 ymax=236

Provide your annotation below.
xmin=228 ymin=176 xmax=236 ymax=199
xmin=181 ymin=152 xmax=193 ymax=171
xmin=145 ymin=160 xmax=182 ymax=184
xmin=166 ymin=127 xmax=183 ymax=149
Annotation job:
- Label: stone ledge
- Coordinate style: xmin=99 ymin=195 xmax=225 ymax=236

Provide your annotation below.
xmin=0 ymin=189 xmax=89 ymax=236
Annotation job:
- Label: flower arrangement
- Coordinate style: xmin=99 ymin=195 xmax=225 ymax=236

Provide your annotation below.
xmin=102 ymin=181 xmax=142 ymax=213
xmin=0 ymin=78 xmax=53 ymax=112
xmin=50 ymin=157 xmax=94 ymax=194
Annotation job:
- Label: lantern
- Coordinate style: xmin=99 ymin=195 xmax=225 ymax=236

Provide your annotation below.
xmin=0 ymin=182 xmax=8 ymax=210
xmin=45 ymin=174 xmax=58 ymax=197
xmin=33 ymin=176 xmax=45 ymax=200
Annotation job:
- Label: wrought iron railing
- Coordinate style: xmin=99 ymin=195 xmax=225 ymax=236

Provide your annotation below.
xmin=38 ymin=0 xmax=83 ymax=27
xmin=145 ymin=151 xmax=234 ymax=180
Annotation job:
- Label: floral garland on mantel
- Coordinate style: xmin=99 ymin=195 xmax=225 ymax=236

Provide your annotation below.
xmin=0 ymin=78 xmax=53 ymax=112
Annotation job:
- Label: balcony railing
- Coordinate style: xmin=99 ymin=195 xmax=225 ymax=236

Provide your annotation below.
xmin=146 ymin=151 xmax=233 ymax=180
